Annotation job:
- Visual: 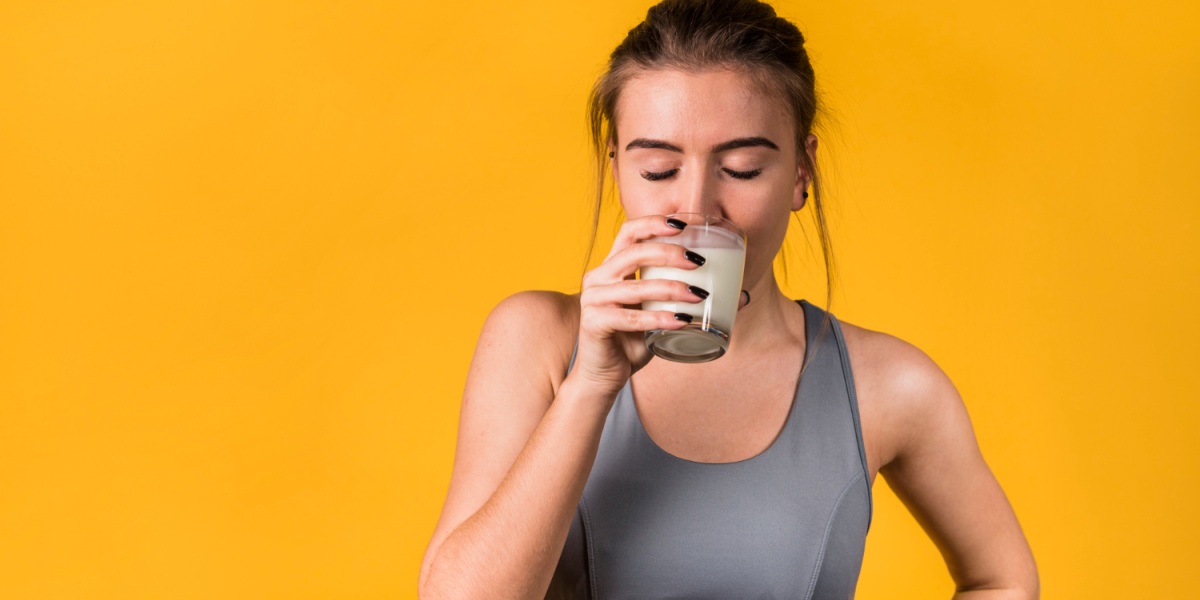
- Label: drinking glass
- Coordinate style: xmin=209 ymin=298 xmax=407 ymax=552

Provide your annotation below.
xmin=640 ymin=213 xmax=746 ymax=363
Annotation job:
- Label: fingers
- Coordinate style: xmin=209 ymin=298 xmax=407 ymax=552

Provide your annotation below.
xmin=585 ymin=241 xmax=704 ymax=289
xmin=601 ymin=215 xmax=688 ymax=263
xmin=578 ymin=215 xmax=707 ymax=340
xmin=581 ymin=278 xmax=707 ymax=308
xmin=578 ymin=306 xmax=693 ymax=338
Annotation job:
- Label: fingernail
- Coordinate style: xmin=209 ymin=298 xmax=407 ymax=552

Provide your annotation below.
xmin=685 ymin=250 xmax=706 ymax=266
xmin=741 ymin=290 xmax=751 ymax=305
xmin=666 ymin=218 xmax=687 ymax=230
xmin=688 ymin=285 xmax=710 ymax=300
xmin=674 ymin=313 xmax=694 ymax=323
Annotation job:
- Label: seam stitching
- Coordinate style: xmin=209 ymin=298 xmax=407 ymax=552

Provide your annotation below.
xmin=580 ymin=497 xmax=599 ymax=599
xmin=830 ymin=313 xmax=874 ymax=530
xmin=803 ymin=476 xmax=861 ymax=600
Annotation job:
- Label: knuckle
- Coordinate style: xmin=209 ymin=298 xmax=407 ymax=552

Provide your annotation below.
xmin=666 ymin=245 xmax=685 ymax=263
xmin=578 ymin=310 xmax=601 ymax=335
xmin=579 ymin=286 xmax=597 ymax=305
xmin=624 ymin=309 xmax=641 ymax=329
xmin=615 ymin=221 xmax=639 ymax=243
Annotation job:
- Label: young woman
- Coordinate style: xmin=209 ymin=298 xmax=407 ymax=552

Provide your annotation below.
xmin=419 ymin=1 xmax=1038 ymax=598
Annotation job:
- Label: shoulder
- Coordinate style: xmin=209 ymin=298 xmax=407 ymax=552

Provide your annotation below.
xmin=480 ymin=290 xmax=578 ymax=337
xmin=473 ymin=290 xmax=581 ymax=394
xmin=837 ymin=319 xmax=956 ymax=403
xmin=836 ymin=318 xmax=965 ymax=471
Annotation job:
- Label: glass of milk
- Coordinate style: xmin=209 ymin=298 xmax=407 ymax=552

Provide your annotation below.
xmin=640 ymin=213 xmax=746 ymax=363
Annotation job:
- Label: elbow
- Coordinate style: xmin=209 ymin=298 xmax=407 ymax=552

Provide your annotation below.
xmin=416 ymin=567 xmax=435 ymax=600
xmin=418 ymin=572 xmax=456 ymax=600
xmin=1018 ymin=548 xmax=1041 ymax=599
xmin=420 ymin=572 xmax=493 ymax=600
xmin=418 ymin=543 xmax=479 ymax=600
xmin=1021 ymin=567 xmax=1041 ymax=600
xmin=418 ymin=546 xmax=452 ymax=600
xmin=954 ymin=569 xmax=1040 ymax=600
xmin=418 ymin=560 xmax=459 ymax=600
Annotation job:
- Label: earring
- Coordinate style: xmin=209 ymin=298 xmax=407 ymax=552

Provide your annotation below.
xmin=608 ymin=151 xmax=615 ymax=158
xmin=803 ymin=191 xmax=809 ymax=199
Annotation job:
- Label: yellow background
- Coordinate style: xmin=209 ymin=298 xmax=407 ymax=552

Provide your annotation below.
xmin=1 ymin=0 xmax=1197 ymax=598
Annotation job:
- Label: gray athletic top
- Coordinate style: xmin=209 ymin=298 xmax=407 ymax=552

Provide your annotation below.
xmin=547 ymin=300 xmax=872 ymax=600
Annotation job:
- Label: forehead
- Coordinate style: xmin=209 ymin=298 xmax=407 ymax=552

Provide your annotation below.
xmin=614 ymin=68 xmax=793 ymax=145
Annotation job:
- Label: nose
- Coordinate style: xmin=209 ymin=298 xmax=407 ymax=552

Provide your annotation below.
xmin=676 ymin=161 xmax=722 ymax=218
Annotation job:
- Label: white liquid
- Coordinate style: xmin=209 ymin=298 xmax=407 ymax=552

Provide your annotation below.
xmin=640 ymin=227 xmax=746 ymax=337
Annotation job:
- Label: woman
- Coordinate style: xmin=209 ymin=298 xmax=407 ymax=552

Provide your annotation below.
xmin=419 ymin=1 xmax=1038 ymax=598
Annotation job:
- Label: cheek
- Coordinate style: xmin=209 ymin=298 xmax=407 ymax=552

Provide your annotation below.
xmin=615 ymin=182 xmax=649 ymax=219
xmin=744 ymin=215 xmax=789 ymax=260
xmin=735 ymin=180 xmax=795 ymax=265
xmin=614 ymin=166 xmax=658 ymax=218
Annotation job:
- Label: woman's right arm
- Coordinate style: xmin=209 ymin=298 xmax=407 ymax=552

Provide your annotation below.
xmin=417 ymin=291 xmax=612 ymax=599
xmin=418 ymin=217 xmax=704 ymax=599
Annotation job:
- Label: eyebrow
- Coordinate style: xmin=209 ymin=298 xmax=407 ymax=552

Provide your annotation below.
xmin=625 ymin=138 xmax=683 ymax=152
xmin=712 ymin=137 xmax=780 ymax=153
xmin=624 ymin=136 xmax=780 ymax=153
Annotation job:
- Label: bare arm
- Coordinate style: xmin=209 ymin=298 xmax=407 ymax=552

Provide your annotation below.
xmin=871 ymin=339 xmax=1039 ymax=599
xmin=417 ymin=292 xmax=604 ymax=599
xmin=419 ymin=217 xmax=708 ymax=599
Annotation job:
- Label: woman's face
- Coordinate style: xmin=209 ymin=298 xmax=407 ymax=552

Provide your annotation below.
xmin=612 ymin=68 xmax=810 ymax=291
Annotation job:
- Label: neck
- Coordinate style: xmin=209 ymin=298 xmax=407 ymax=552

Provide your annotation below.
xmin=725 ymin=272 xmax=809 ymax=355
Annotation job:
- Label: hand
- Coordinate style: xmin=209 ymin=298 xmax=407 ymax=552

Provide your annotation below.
xmin=572 ymin=215 xmax=712 ymax=395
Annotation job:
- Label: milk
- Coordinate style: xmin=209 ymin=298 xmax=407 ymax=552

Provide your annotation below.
xmin=641 ymin=225 xmax=745 ymax=361
xmin=641 ymin=247 xmax=745 ymax=334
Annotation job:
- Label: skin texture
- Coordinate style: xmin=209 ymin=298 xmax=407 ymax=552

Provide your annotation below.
xmin=419 ymin=68 xmax=1038 ymax=599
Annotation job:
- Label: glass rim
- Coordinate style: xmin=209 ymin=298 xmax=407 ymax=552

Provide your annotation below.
xmin=662 ymin=212 xmax=746 ymax=240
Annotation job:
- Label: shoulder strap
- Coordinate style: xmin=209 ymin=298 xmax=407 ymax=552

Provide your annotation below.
xmin=798 ymin=299 xmax=872 ymax=528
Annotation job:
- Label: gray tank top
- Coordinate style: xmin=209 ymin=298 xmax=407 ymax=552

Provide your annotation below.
xmin=548 ymin=300 xmax=871 ymax=600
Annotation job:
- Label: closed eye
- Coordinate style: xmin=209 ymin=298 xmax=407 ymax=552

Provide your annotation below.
xmin=640 ymin=169 xmax=679 ymax=181
xmin=723 ymin=168 xmax=762 ymax=180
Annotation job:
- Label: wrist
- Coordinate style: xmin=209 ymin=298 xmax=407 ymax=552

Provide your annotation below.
xmin=559 ymin=370 xmax=624 ymax=415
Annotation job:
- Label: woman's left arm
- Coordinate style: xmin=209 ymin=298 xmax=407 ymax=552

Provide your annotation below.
xmin=869 ymin=338 xmax=1039 ymax=599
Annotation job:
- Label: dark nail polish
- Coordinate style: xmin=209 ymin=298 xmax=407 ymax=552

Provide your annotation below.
xmin=674 ymin=313 xmax=694 ymax=323
xmin=688 ymin=285 xmax=710 ymax=300
xmin=685 ymin=250 xmax=706 ymax=266
xmin=666 ymin=218 xmax=687 ymax=230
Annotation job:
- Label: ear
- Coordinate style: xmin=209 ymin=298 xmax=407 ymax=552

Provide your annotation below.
xmin=792 ymin=134 xmax=818 ymax=211
xmin=608 ymin=142 xmax=620 ymax=186
xmin=609 ymin=142 xmax=628 ymax=213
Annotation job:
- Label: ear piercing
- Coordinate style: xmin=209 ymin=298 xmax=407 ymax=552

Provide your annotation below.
xmin=803 ymin=191 xmax=809 ymax=199
xmin=608 ymin=151 xmax=615 ymax=158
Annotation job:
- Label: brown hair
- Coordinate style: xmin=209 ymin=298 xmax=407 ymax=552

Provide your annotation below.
xmin=584 ymin=0 xmax=835 ymax=310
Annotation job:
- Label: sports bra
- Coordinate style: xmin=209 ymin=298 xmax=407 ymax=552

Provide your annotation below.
xmin=547 ymin=299 xmax=871 ymax=599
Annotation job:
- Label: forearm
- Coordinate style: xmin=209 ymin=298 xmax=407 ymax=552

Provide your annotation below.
xmin=420 ymin=376 xmax=615 ymax=600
